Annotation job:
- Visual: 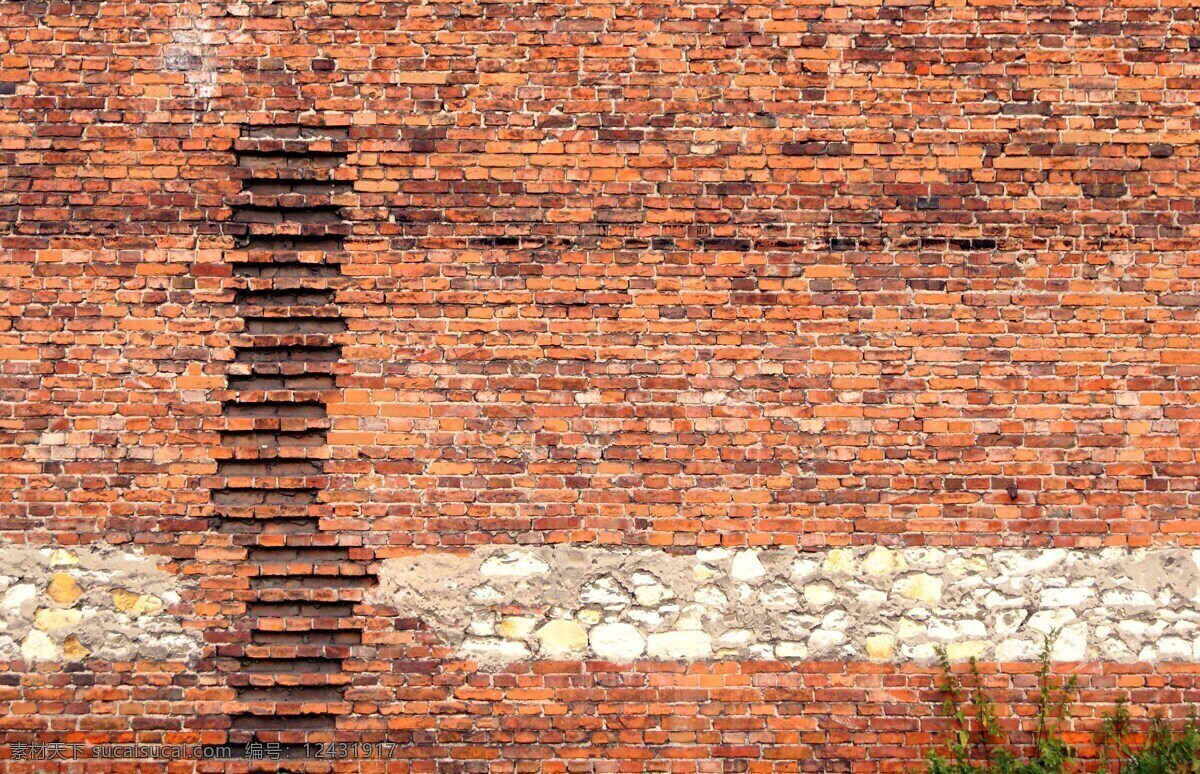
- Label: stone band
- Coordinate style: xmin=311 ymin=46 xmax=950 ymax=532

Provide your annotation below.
xmin=0 ymin=543 xmax=200 ymax=663
xmin=375 ymin=545 xmax=1200 ymax=666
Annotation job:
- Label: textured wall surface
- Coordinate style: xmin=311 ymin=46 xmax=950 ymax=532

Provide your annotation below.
xmin=0 ymin=542 xmax=200 ymax=664
xmin=2 ymin=0 xmax=1200 ymax=769
xmin=376 ymin=546 xmax=1200 ymax=665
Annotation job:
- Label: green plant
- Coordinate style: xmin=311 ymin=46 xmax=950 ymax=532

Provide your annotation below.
xmin=1099 ymin=699 xmax=1200 ymax=773
xmin=926 ymin=636 xmax=1077 ymax=774
xmin=926 ymin=635 xmax=1200 ymax=773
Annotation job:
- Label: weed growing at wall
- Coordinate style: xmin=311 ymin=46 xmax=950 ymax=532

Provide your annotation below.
xmin=929 ymin=640 xmax=1200 ymax=773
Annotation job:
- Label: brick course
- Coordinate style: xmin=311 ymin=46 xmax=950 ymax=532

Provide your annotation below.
xmin=2 ymin=0 xmax=1200 ymax=769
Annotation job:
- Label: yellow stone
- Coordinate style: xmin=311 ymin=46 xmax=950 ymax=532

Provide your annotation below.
xmin=47 ymin=573 xmax=83 ymax=605
xmin=62 ymin=636 xmax=90 ymax=661
xmin=496 ymin=616 xmax=537 ymax=640
xmin=112 ymin=589 xmax=163 ymax=616
xmin=946 ymin=640 xmax=991 ymax=661
xmin=49 ymin=549 xmax=78 ymax=567
xmin=823 ymin=548 xmax=855 ymax=574
xmin=34 ymin=607 xmax=82 ymax=631
xmin=948 ymin=557 xmax=988 ymax=576
xmin=865 ymin=634 xmax=895 ymax=660
xmin=534 ymin=619 xmax=588 ymax=657
xmin=894 ymin=573 xmax=943 ymax=605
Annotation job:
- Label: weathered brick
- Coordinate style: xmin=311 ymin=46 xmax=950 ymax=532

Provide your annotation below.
xmin=1 ymin=0 xmax=1200 ymax=768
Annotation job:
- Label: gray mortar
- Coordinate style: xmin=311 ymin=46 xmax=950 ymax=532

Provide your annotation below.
xmin=374 ymin=545 xmax=1200 ymax=667
xmin=0 ymin=543 xmax=202 ymax=663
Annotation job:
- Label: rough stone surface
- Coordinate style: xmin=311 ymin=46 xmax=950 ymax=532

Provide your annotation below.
xmin=0 ymin=542 xmax=201 ymax=663
xmin=534 ymin=619 xmax=588 ymax=657
xmin=376 ymin=546 xmax=1200 ymax=664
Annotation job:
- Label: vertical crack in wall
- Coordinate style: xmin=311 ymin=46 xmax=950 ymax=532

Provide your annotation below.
xmin=212 ymin=123 xmax=367 ymax=757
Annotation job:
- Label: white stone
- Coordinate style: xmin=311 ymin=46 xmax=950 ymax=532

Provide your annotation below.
xmin=821 ymin=610 xmax=849 ymax=631
xmin=981 ymin=590 xmax=1024 ymax=610
xmin=790 ymin=557 xmax=822 ymax=581
xmin=674 ymin=604 xmax=710 ymax=631
xmin=626 ymin=608 xmax=663 ymax=628
xmin=1102 ymin=589 xmax=1155 ymax=609
xmin=904 ymin=642 xmax=939 ymax=662
xmin=630 ymin=571 xmax=660 ymax=586
xmin=694 ymin=585 xmax=728 ymax=608
xmin=1050 ymin=624 xmax=1088 ymax=661
xmin=21 ymin=630 xmax=60 ymax=662
xmin=774 ymin=641 xmax=809 ymax=659
xmin=758 ymin=582 xmax=799 ymax=610
xmin=1041 ymin=587 xmax=1095 ymax=608
xmin=1158 ymin=636 xmax=1192 ymax=660
xmin=580 ymin=577 xmax=630 ymax=607
xmin=634 ymin=584 xmax=674 ymax=607
xmin=905 ymin=547 xmax=946 ymax=568
xmin=995 ymin=638 xmax=1039 ymax=661
xmin=479 ymin=550 xmax=549 ymax=578
xmin=1027 ymin=608 xmax=1076 ymax=635
xmin=467 ymin=618 xmax=496 ymax=636
xmin=730 ymin=551 xmax=766 ymax=582
xmin=460 ymin=637 xmax=531 ymax=665
xmin=2 ymin=583 xmax=36 ymax=612
xmin=1021 ymin=549 xmax=1068 ymax=574
xmin=803 ymin=581 xmax=836 ymax=609
xmin=858 ymin=588 xmax=888 ymax=607
xmin=646 ymin=630 xmax=712 ymax=660
xmin=862 ymin=547 xmax=904 ymax=577
xmin=808 ymin=629 xmax=847 ymax=653
xmin=747 ymin=644 xmax=775 ymax=659
xmin=1099 ymin=634 xmax=1135 ymax=661
xmin=957 ymin=620 xmax=987 ymax=639
xmin=717 ymin=629 xmax=754 ymax=648
xmin=926 ymin=621 xmax=959 ymax=642
xmin=1118 ymin=619 xmax=1150 ymax=640
xmin=780 ymin=613 xmax=819 ymax=636
xmin=589 ymin=623 xmax=645 ymax=661
xmin=994 ymin=610 xmax=1026 ymax=637
xmin=695 ymin=548 xmax=730 ymax=564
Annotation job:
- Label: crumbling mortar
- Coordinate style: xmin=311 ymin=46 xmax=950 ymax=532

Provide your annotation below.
xmin=375 ymin=545 xmax=1200 ymax=667
xmin=0 ymin=542 xmax=202 ymax=664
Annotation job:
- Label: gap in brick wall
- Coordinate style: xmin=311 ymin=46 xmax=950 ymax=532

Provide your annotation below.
xmin=209 ymin=122 xmax=372 ymax=752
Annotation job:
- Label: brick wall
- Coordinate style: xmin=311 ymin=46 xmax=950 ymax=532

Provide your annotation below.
xmin=2 ymin=0 xmax=1200 ymax=769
